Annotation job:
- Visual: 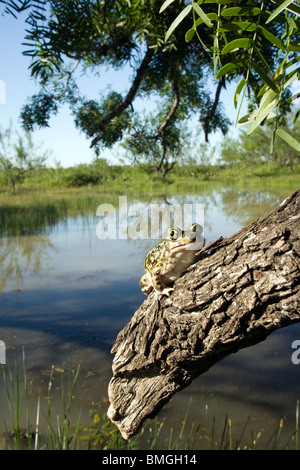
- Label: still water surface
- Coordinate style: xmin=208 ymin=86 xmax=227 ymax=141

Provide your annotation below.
xmin=0 ymin=186 xmax=299 ymax=448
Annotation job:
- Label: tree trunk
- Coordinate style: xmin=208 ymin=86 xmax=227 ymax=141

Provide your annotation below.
xmin=107 ymin=190 xmax=300 ymax=440
xmin=11 ymin=178 xmax=16 ymax=194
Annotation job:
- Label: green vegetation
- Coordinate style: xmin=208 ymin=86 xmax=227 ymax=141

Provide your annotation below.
xmin=162 ymin=0 xmax=300 ymax=153
xmin=3 ymin=0 xmax=298 ymax=176
xmin=0 ymin=0 xmax=299 ymax=451
xmin=1 ymin=355 xmax=299 ymax=450
xmin=0 ymin=124 xmax=48 ymax=194
xmin=221 ymin=112 xmax=300 ymax=168
xmin=0 ymin=159 xmax=299 ymax=236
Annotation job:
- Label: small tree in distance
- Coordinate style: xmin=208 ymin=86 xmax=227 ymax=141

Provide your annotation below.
xmin=0 ymin=124 xmax=48 ymax=193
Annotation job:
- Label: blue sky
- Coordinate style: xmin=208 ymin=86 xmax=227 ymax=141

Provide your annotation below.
xmin=0 ymin=10 xmax=247 ymax=168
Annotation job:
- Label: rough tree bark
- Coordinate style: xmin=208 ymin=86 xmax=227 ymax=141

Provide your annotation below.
xmin=107 ymin=190 xmax=300 ymax=440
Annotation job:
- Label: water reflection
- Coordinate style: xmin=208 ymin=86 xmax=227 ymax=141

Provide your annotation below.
xmin=0 ymin=234 xmax=55 ymax=292
xmin=217 ymin=188 xmax=285 ymax=227
xmin=0 ymin=186 xmax=299 ymax=448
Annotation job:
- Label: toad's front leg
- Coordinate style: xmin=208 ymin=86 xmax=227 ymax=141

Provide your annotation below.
xmin=151 ymin=270 xmax=173 ymax=297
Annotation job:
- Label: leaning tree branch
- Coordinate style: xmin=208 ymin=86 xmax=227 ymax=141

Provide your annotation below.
xmin=107 ymin=190 xmax=300 ymax=439
xmin=157 ymin=64 xmax=181 ymax=137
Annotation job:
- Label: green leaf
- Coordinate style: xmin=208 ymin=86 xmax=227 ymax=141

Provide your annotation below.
xmin=253 ymin=45 xmax=272 ymax=74
xmin=293 ymin=108 xmax=300 ymax=124
xmin=266 ymin=0 xmax=295 ymax=24
xmin=216 ymin=62 xmax=240 ymax=79
xmin=257 ymin=25 xmax=285 ymax=50
xmin=221 ymin=7 xmax=262 ymax=17
xmin=286 ymin=16 xmax=300 ymax=30
xmin=217 ymin=21 xmax=256 ymax=32
xmin=250 ymin=63 xmax=280 ymax=94
xmin=238 ymin=112 xmax=253 ymax=125
xmin=185 ymin=27 xmax=196 ymax=42
xmin=234 ymin=78 xmax=246 ymax=108
xmin=232 ymin=21 xmax=257 ymax=31
xmin=247 ymin=99 xmax=278 ymax=134
xmin=194 ymin=12 xmax=218 ymax=27
xmin=276 ymin=128 xmax=300 ymax=151
xmin=192 ymin=3 xmax=213 ymax=27
xmin=222 ymin=38 xmax=251 ymax=54
xmin=287 ymin=43 xmax=300 ymax=53
xmin=286 ymin=91 xmax=300 ymax=105
xmin=287 ymin=2 xmax=300 ymax=15
xmin=165 ymin=5 xmax=192 ymax=41
xmin=282 ymin=69 xmax=299 ymax=90
xmin=258 ymin=88 xmax=277 ymax=112
xmin=285 ymin=55 xmax=300 ymax=70
xmin=159 ymin=0 xmax=175 ymax=14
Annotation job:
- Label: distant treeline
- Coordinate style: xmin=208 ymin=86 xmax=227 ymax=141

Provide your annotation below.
xmin=1 ymin=159 xmax=300 ymax=192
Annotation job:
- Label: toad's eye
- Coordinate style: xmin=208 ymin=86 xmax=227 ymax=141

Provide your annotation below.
xmin=169 ymin=228 xmax=181 ymax=240
xmin=190 ymin=223 xmax=202 ymax=233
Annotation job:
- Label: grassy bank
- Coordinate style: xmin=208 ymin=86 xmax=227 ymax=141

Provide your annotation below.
xmin=0 ymin=163 xmax=299 ymax=236
xmin=1 ymin=161 xmax=300 ymax=195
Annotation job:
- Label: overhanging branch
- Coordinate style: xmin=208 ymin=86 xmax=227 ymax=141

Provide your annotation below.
xmin=90 ymin=47 xmax=154 ymax=148
xmin=157 ymin=64 xmax=181 ymax=137
xmin=203 ymin=77 xmax=225 ymax=142
xmin=107 ymin=190 xmax=300 ymax=439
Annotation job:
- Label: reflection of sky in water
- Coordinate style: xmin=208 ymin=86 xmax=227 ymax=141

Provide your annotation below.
xmin=0 ymin=188 xmax=299 ymax=448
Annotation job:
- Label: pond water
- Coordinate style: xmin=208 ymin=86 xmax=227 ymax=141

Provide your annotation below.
xmin=0 ymin=185 xmax=299 ymax=449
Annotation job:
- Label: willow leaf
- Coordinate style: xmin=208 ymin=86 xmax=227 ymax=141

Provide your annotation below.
xmin=258 ymin=88 xmax=277 ymax=112
xmin=185 ymin=27 xmax=195 ymax=42
xmin=194 ymin=12 xmax=218 ymax=27
xmin=251 ymin=63 xmax=280 ymax=94
xmin=273 ymin=0 xmax=300 ymax=22
xmin=266 ymin=0 xmax=297 ymax=23
xmin=165 ymin=5 xmax=192 ymax=41
xmin=287 ymin=43 xmax=300 ymax=53
xmin=282 ymin=69 xmax=299 ymax=90
xmin=293 ymin=108 xmax=300 ymax=123
xmin=234 ymin=78 xmax=246 ymax=108
xmin=257 ymin=25 xmax=285 ymax=49
xmin=238 ymin=112 xmax=254 ymax=125
xmin=217 ymin=21 xmax=256 ymax=32
xmin=285 ymin=55 xmax=300 ymax=70
xmin=221 ymin=6 xmax=262 ymax=17
xmin=286 ymin=91 xmax=300 ymax=105
xmin=216 ymin=62 xmax=240 ymax=79
xmin=192 ymin=3 xmax=213 ymax=27
xmin=217 ymin=0 xmax=236 ymax=4
xmin=222 ymin=38 xmax=251 ymax=54
xmin=276 ymin=128 xmax=300 ymax=151
xmin=247 ymin=100 xmax=279 ymax=134
xmin=159 ymin=0 xmax=175 ymax=14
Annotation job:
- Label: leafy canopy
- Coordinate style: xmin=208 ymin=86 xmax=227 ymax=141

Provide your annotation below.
xmin=161 ymin=0 xmax=300 ymax=152
xmin=1 ymin=0 xmax=298 ymax=162
xmin=14 ymin=0 xmax=229 ymax=156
